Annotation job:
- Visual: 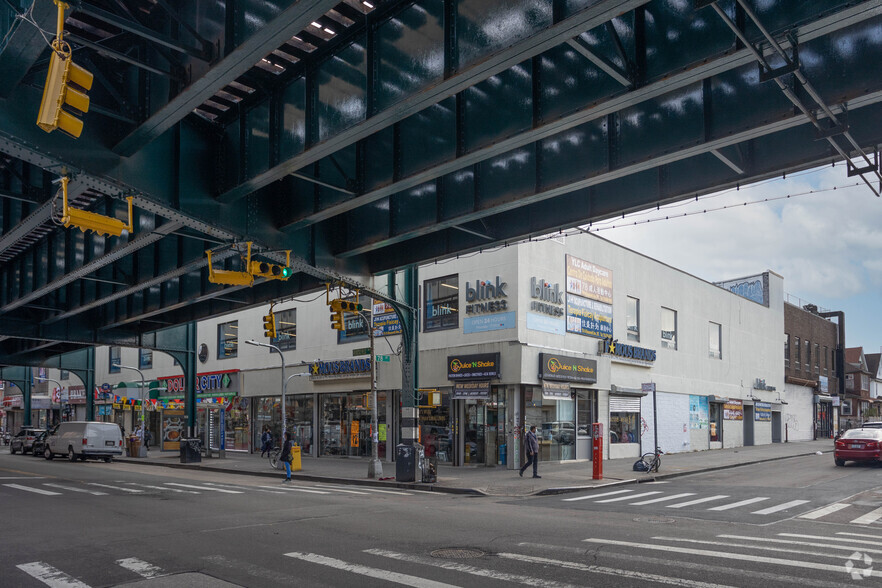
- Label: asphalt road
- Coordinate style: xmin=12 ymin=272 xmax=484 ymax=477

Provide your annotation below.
xmin=1 ymin=450 xmax=881 ymax=587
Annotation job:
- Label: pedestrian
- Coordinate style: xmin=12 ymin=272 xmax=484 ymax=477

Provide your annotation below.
xmin=260 ymin=426 xmax=273 ymax=457
xmin=280 ymin=431 xmax=293 ymax=482
xmin=519 ymin=425 xmax=541 ymax=479
xmin=144 ymin=428 xmax=152 ymax=450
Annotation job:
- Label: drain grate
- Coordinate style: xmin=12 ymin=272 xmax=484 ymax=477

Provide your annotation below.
xmin=431 ymin=548 xmax=485 ymax=559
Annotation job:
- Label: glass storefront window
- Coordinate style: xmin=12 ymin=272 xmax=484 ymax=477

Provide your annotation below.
xmin=525 ymin=386 xmax=575 ymax=461
xmin=225 ymin=397 xmax=250 ymax=451
xmin=609 ymin=412 xmax=638 ymax=443
xmin=255 ymin=396 xmax=282 ymax=450
xmin=463 ymin=387 xmax=506 ymax=466
xmin=288 ymin=394 xmax=313 ymax=454
xmin=576 ymin=392 xmax=594 ymax=437
xmin=321 ymin=393 xmax=387 ymax=459
xmin=420 ymin=392 xmax=452 ymax=463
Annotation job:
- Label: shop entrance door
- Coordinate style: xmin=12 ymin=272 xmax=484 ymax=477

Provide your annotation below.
xmin=464 ymin=402 xmax=485 ymax=465
xmin=772 ymin=411 xmax=782 ymax=443
xmin=743 ymin=405 xmax=755 ymax=446
xmin=463 ymin=395 xmax=507 ymax=466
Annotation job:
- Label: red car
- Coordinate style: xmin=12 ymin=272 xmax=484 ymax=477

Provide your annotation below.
xmin=834 ymin=428 xmax=882 ymax=466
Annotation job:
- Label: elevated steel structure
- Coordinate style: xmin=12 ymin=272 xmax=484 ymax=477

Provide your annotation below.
xmin=0 ymin=0 xmax=880 ymax=367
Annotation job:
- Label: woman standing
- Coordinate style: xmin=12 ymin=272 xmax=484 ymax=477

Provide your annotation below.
xmin=280 ymin=431 xmax=293 ymax=482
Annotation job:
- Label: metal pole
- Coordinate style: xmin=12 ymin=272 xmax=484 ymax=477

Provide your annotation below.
xmin=360 ymin=310 xmax=382 ymax=479
xmin=652 ymin=383 xmax=658 ymax=455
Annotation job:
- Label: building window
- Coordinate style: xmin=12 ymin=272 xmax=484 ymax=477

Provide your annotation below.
xmin=139 ymin=349 xmax=153 ymax=369
xmin=862 ymin=374 xmax=869 ymax=391
xmin=823 ymin=346 xmax=828 ymax=375
xmin=661 ymin=307 xmax=677 ymax=350
xmin=709 ymin=402 xmax=722 ymax=443
xmin=794 ymin=337 xmax=800 ymax=368
xmin=609 ymin=396 xmax=640 ymax=443
xmin=784 ymin=334 xmax=790 ymax=368
xmin=109 ymin=346 xmax=121 ymax=373
xmin=218 ymin=321 xmax=238 ymax=359
xmin=626 ymin=296 xmax=640 ymax=342
xmin=424 ymin=275 xmax=459 ymax=332
xmin=804 ymin=340 xmax=811 ymax=373
xmin=273 ymin=308 xmax=297 ymax=351
xmin=708 ymin=322 xmax=722 ymax=359
xmin=813 ymin=343 xmax=819 ymax=373
xmin=60 ymin=370 xmax=69 ymax=380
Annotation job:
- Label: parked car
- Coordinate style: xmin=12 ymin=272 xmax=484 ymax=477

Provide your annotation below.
xmin=10 ymin=427 xmax=46 ymax=455
xmin=834 ymin=428 xmax=882 ymax=466
xmin=30 ymin=430 xmax=50 ymax=457
xmin=43 ymin=421 xmax=123 ymax=462
xmin=859 ymin=421 xmax=882 ymax=429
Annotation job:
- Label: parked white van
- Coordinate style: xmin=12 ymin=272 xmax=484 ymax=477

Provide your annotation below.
xmin=44 ymin=421 xmax=123 ymax=462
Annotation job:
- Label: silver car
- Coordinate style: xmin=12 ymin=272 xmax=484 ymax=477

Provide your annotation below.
xmin=10 ymin=427 xmax=46 ymax=454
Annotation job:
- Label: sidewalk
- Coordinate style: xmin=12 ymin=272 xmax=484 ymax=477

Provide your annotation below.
xmin=115 ymin=439 xmax=834 ymax=497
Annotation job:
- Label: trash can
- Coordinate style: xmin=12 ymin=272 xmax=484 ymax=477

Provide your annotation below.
xmin=127 ymin=437 xmax=143 ymax=458
xmin=421 ymin=455 xmax=437 ymax=483
xmin=395 ymin=443 xmax=417 ymax=482
xmin=180 ymin=438 xmax=202 ymax=463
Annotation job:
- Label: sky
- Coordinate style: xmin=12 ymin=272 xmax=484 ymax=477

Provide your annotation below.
xmin=595 ymin=163 xmax=882 ymax=353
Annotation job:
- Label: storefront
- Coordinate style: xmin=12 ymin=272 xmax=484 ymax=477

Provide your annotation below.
xmin=320 ymin=391 xmax=388 ymax=458
xmin=535 ymin=352 xmax=597 ymax=462
xmin=447 ymin=353 xmax=503 ymax=466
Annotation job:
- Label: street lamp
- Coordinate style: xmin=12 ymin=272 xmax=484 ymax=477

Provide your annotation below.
xmin=35 ymin=377 xmax=64 ymax=427
xmin=357 ymin=310 xmax=383 ymax=479
xmin=245 ymin=340 xmax=287 ymax=436
xmin=118 ymin=365 xmax=147 ymax=455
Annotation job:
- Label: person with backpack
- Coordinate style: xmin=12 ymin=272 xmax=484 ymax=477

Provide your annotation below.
xmin=260 ymin=426 xmax=273 ymax=457
xmin=519 ymin=425 xmax=541 ymax=478
xmin=280 ymin=431 xmax=293 ymax=482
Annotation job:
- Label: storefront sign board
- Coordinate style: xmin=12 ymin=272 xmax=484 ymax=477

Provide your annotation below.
xmin=542 ymin=381 xmax=571 ymax=399
xmin=310 ymin=358 xmax=372 ymax=379
xmin=372 ymin=301 xmax=401 ymax=336
xmin=600 ymin=337 xmax=656 ymax=364
xmin=447 ymin=353 xmax=500 ymax=380
xmin=538 ymin=353 xmax=597 ymax=384
xmin=463 ymin=311 xmax=515 ymax=334
xmin=350 ymin=421 xmax=360 ymax=447
xmin=723 ymin=399 xmax=744 ymax=420
xmin=565 ymin=293 xmax=613 ymax=338
xmin=161 ymin=409 xmax=187 ymax=451
xmin=755 ymin=402 xmax=772 ymax=421
xmin=526 ymin=312 xmax=565 ymax=335
xmin=565 ymin=255 xmax=612 ymax=304
xmin=452 ymin=381 xmax=491 ymax=399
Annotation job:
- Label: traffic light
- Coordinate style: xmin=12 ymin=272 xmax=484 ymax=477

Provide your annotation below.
xmin=329 ymin=299 xmax=344 ymax=331
xmin=249 ymin=260 xmax=293 ymax=281
xmin=339 ymin=300 xmax=363 ymax=313
xmin=263 ymin=313 xmax=277 ymax=339
xmin=37 ymin=49 xmax=93 ymax=138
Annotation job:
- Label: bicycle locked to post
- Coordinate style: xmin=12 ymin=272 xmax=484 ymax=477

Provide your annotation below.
xmin=639 ymin=446 xmax=664 ymax=473
xmin=269 ymin=445 xmax=283 ymax=470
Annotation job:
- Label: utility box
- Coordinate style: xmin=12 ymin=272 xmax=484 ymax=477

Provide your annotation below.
xmin=180 ymin=438 xmax=202 ymax=463
xmin=395 ymin=444 xmax=417 ymax=482
xmin=421 ymin=454 xmax=437 ymax=483
xmin=291 ymin=444 xmax=302 ymax=472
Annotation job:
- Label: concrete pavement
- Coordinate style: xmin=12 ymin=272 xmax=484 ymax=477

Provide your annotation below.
xmin=114 ymin=438 xmax=835 ymax=497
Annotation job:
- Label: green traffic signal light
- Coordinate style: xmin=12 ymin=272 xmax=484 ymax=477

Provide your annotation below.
xmin=281 ymin=267 xmax=293 ymax=278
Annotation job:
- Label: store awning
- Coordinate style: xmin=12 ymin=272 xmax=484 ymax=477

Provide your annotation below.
xmin=115 ymin=381 xmax=165 ymax=400
xmin=609 ymin=385 xmax=648 ymax=397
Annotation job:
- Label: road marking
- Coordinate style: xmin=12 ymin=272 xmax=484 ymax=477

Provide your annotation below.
xmin=851 ymin=506 xmax=882 ymax=525
xmin=164 ymin=483 xmax=243 ymax=494
xmin=716 ymin=534 xmax=882 ymax=555
xmin=43 ymin=483 xmax=107 ymax=496
xmin=497 ymin=552 xmax=735 ymax=588
xmin=125 ymin=483 xmax=199 ymax=494
xmin=595 ymin=491 xmax=662 ymax=504
xmin=317 ymin=484 xmax=413 ymax=495
xmin=798 ymin=503 xmax=850 ymax=519
xmin=116 ymin=558 xmax=163 ymax=578
xmin=630 ymin=493 xmax=695 ymax=506
xmin=88 ymin=483 xmax=144 ymax=493
xmin=16 ymin=562 xmax=91 ymax=587
xmin=0 ymin=476 xmax=46 ymax=479
xmin=285 ymin=551 xmax=458 ymax=588
xmin=582 ymin=538 xmax=882 ymax=578
xmin=707 ymin=497 xmax=769 ymax=511
xmin=653 ymin=536 xmax=849 ymax=561
xmin=562 ymin=489 xmax=633 ymax=502
xmin=366 ymin=549 xmax=580 ymax=588
xmin=666 ymin=495 xmax=729 ymax=509
xmin=203 ymin=482 xmax=286 ymax=494
xmin=259 ymin=485 xmax=330 ymax=495
xmin=312 ymin=485 xmax=369 ymax=494
xmin=837 ymin=531 xmax=882 ymax=539
xmin=777 ymin=532 xmax=882 ymax=546
xmin=750 ymin=500 xmax=810 ymax=515
xmin=4 ymin=484 xmax=61 ymax=495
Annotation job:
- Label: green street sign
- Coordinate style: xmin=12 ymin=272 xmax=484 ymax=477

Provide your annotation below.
xmin=352 ymin=347 xmax=371 ymax=356
xmin=375 ymin=355 xmax=390 ymax=363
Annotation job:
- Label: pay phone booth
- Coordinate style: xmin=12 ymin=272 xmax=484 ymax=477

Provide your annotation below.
xmin=196 ymin=404 xmax=226 ymax=458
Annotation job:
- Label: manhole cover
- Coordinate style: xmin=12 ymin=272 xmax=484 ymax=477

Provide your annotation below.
xmin=632 ymin=516 xmax=676 ymax=524
xmin=431 ymin=548 xmax=485 ymax=559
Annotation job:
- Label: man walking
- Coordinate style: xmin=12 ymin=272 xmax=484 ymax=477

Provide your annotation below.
xmin=519 ymin=425 xmax=541 ymax=478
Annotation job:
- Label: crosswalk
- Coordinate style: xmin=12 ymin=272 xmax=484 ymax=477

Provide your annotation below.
xmin=0 ymin=478 xmax=416 ymax=499
xmin=561 ymin=487 xmax=882 ymax=525
xmin=14 ymin=529 xmax=882 ymax=587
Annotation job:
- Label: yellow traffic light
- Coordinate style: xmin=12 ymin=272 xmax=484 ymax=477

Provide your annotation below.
xmin=207 ymin=242 xmax=254 ymax=286
xmin=37 ymin=48 xmax=93 ymax=138
xmin=58 ymin=176 xmax=134 ymax=237
xmin=249 ymin=260 xmax=293 ymax=280
xmin=263 ymin=313 xmax=277 ymax=338
xmin=329 ymin=299 xmax=344 ymax=330
xmin=339 ymin=300 xmax=364 ymax=313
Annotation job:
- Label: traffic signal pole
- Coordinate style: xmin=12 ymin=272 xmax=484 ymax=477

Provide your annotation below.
xmin=358 ymin=309 xmax=382 ymax=479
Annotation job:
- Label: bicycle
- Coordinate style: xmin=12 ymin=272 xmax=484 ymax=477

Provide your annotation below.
xmin=639 ymin=447 xmax=664 ymax=473
xmin=268 ymin=445 xmax=282 ymax=470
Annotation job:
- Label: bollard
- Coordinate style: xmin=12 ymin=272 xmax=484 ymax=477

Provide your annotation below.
xmin=592 ymin=422 xmax=603 ymax=480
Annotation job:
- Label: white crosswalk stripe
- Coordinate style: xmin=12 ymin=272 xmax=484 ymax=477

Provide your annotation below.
xmin=203 ymin=482 xmax=286 ymax=494
xmin=851 ymin=506 xmax=882 ymax=525
xmin=750 ymin=499 xmax=810 ymax=515
xmin=4 ymin=483 xmax=61 ymax=495
xmin=798 ymin=502 xmax=850 ymax=519
xmin=264 ymin=484 xmax=330 ymax=494
xmin=125 ymin=482 xmax=199 ymax=494
xmin=706 ymin=497 xmax=769 ymax=511
xmin=88 ymin=483 xmax=144 ymax=493
xmin=116 ymin=558 xmax=164 ymax=578
xmin=562 ymin=489 xmax=632 ymax=502
xmin=629 ymin=492 xmax=695 ymax=506
xmin=164 ymin=482 xmax=243 ymax=493
xmin=312 ymin=484 xmax=369 ymax=494
xmin=595 ymin=491 xmax=662 ymax=504
xmin=666 ymin=495 xmax=729 ymax=508
xmin=42 ymin=483 xmax=107 ymax=496
xmin=16 ymin=562 xmax=90 ymax=587
xmin=285 ymin=551 xmax=458 ymax=588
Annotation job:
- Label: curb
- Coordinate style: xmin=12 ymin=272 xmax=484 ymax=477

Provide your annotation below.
xmin=533 ymin=450 xmax=826 ymax=496
xmin=113 ymin=457 xmax=485 ymax=496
